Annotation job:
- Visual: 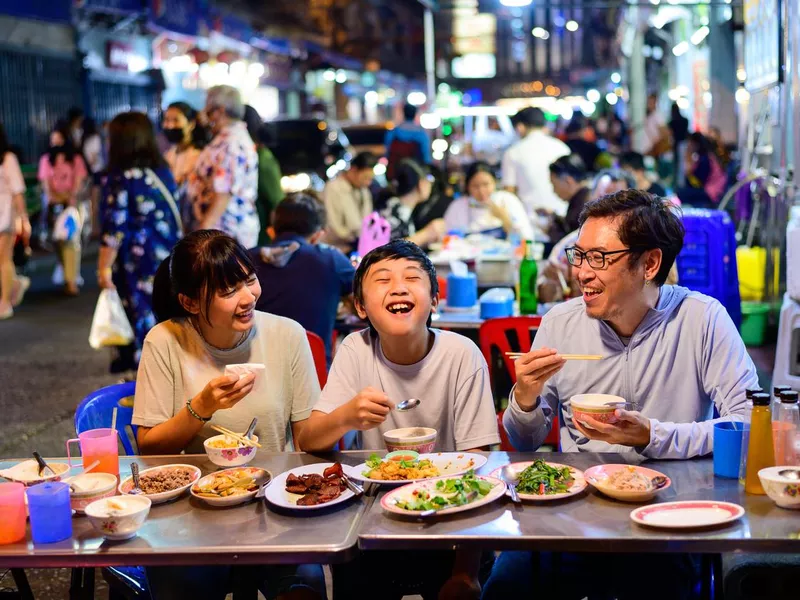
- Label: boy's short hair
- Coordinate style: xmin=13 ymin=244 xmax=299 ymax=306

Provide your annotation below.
xmin=354 ymin=240 xmax=439 ymax=332
xmin=272 ymin=193 xmax=326 ymax=237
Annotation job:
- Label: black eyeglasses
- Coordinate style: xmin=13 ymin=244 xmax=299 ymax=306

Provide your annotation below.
xmin=564 ymin=246 xmax=640 ymax=269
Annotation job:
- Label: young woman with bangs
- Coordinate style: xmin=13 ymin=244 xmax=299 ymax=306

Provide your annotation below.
xmin=132 ymin=230 xmax=326 ymax=599
xmin=132 ymin=229 xmax=320 ymax=457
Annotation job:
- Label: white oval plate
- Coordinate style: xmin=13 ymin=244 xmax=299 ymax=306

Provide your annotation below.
xmin=630 ymin=500 xmax=745 ymax=529
xmin=191 ymin=467 xmax=272 ymax=507
xmin=490 ymin=461 xmax=587 ymax=501
xmin=351 ymin=452 xmax=488 ymax=486
xmin=264 ymin=463 xmax=356 ymax=511
xmin=118 ymin=464 xmax=201 ymax=505
xmin=381 ymin=474 xmax=506 ymax=517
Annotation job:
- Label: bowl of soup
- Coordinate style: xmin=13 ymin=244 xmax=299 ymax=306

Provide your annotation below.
xmin=204 ymin=434 xmax=259 ymax=467
xmin=69 ymin=473 xmax=119 ymax=514
xmin=383 ymin=428 xmax=437 ymax=454
xmin=570 ymin=394 xmax=627 ymax=429
xmin=85 ymin=495 xmax=152 ymax=540
xmin=758 ymin=467 xmax=800 ymax=509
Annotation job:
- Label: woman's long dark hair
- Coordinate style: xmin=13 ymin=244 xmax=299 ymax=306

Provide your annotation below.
xmin=152 ymin=230 xmax=257 ymax=324
xmin=48 ymin=121 xmax=78 ymax=166
xmin=107 ymin=112 xmax=167 ymax=172
xmin=166 ymin=101 xmax=209 ymax=150
xmin=464 ymin=161 xmax=496 ymax=191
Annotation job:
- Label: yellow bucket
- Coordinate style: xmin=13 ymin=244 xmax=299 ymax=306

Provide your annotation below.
xmin=737 ymin=246 xmax=779 ymax=302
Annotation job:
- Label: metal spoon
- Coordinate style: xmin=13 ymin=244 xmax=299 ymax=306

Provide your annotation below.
xmin=244 ymin=417 xmax=258 ymax=440
xmin=129 ymin=462 xmax=144 ymax=495
xmin=651 ymin=476 xmax=669 ymax=489
xmin=396 ymin=398 xmax=421 ymax=412
xmin=778 ymin=469 xmax=800 ymax=481
xmin=32 ymin=451 xmax=56 ymax=478
xmin=497 ymin=465 xmax=522 ymax=504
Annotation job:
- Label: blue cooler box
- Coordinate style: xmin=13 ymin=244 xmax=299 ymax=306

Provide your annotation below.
xmin=446 ymin=272 xmax=478 ymax=309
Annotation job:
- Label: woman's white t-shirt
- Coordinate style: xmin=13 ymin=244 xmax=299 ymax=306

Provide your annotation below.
xmin=443 ymin=190 xmax=534 ymax=239
xmin=132 ymin=311 xmax=320 ymax=453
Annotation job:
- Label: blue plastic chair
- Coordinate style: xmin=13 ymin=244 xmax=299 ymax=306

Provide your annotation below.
xmin=75 ymin=382 xmax=151 ymax=599
xmin=75 ymin=382 xmax=138 ymax=456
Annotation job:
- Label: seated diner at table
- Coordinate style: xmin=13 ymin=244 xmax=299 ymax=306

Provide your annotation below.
xmin=298 ymin=239 xmax=500 ymax=600
xmin=443 ymin=161 xmax=533 ymax=240
xmin=482 ymin=189 xmax=758 ymax=600
xmin=381 ymin=159 xmax=446 ymax=246
xmin=132 ymin=229 xmax=324 ymax=600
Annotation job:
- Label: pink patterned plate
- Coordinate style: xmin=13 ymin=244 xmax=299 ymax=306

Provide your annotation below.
xmin=630 ymin=500 xmax=744 ymax=529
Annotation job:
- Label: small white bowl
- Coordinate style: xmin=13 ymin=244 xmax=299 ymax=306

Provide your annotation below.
xmin=85 ymin=495 xmax=152 ymax=540
xmin=204 ymin=434 xmax=259 ymax=468
xmin=69 ymin=473 xmax=119 ymax=514
xmin=570 ymin=394 xmax=627 ymax=429
xmin=383 ymin=427 xmax=438 ymax=454
xmin=758 ymin=467 xmax=800 ymax=509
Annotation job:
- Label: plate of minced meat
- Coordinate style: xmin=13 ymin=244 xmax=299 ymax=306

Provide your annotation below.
xmin=264 ymin=462 xmax=357 ymax=510
xmin=583 ymin=464 xmax=671 ymax=502
xmin=118 ymin=464 xmax=202 ymax=505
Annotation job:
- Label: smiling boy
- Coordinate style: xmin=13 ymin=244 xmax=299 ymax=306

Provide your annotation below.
xmin=298 ymin=239 xmax=499 ymax=453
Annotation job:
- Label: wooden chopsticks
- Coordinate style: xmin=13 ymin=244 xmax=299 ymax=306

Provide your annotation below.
xmin=504 ymin=352 xmax=604 ymax=361
xmin=211 ymin=425 xmax=263 ymax=448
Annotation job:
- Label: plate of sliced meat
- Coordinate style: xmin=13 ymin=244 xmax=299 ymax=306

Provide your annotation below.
xmin=264 ymin=462 xmax=356 ymax=510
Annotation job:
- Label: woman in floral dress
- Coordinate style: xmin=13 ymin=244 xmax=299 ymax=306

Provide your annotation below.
xmin=97 ymin=112 xmax=182 ymax=374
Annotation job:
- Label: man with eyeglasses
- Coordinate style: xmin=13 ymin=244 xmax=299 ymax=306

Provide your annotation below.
xmin=482 ymin=189 xmax=758 ymax=600
xmin=504 ymin=189 xmax=756 ymax=456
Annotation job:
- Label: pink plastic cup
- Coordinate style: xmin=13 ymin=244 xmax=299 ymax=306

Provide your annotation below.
xmin=0 ymin=482 xmax=27 ymax=544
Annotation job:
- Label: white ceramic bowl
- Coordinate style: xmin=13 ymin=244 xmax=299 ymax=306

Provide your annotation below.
xmin=0 ymin=460 xmax=71 ymax=486
xmin=203 ymin=434 xmax=259 ymax=468
xmin=758 ymin=467 xmax=800 ymax=509
xmin=85 ymin=495 xmax=152 ymax=540
xmin=383 ymin=427 xmax=438 ymax=454
xmin=69 ymin=473 xmax=119 ymax=514
xmin=570 ymin=394 xmax=627 ymax=429
xmin=118 ymin=464 xmax=201 ymax=505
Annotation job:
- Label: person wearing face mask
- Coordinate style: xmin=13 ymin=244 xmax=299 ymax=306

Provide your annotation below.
xmin=190 ymin=85 xmax=260 ymax=248
xmin=483 ymin=190 xmax=757 ymax=600
xmin=96 ymin=112 xmax=181 ymax=375
xmin=37 ymin=123 xmax=87 ymax=295
xmin=134 ymin=230 xmax=324 ymax=599
xmin=444 ymin=161 xmax=533 ymax=240
xmin=381 ymin=159 xmax=445 ymax=246
xmin=162 ymin=102 xmax=205 ymax=229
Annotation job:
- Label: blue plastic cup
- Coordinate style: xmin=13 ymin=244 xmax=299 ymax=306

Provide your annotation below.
xmin=26 ymin=482 xmax=72 ymax=544
xmin=714 ymin=421 xmax=745 ymax=479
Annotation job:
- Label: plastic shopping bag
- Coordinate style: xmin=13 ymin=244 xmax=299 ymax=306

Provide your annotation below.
xmin=53 ymin=206 xmax=82 ymax=242
xmin=89 ymin=289 xmax=135 ymax=349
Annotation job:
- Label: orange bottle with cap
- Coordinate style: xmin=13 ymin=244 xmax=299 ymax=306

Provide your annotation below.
xmin=745 ymin=392 xmax=776 ymax=495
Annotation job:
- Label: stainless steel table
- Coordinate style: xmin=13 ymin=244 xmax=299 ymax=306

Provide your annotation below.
xmin=0 ymin=453 xmax=376 ymax=569
xmin=358 ymin=452 xmax=800 ymax=554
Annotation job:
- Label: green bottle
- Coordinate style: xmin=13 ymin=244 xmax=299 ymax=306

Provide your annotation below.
xmin=519 ymin=240 xmax=538 ymax=315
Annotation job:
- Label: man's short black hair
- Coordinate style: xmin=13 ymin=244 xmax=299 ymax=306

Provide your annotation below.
xmin=578 ymin=189 xmax=684 ymax=286
xmin=619 ymin=151 xmax=646 ymax=172
xmin=353 ymin=240 xmax=439 ymax=332
xmin=351 ymin=151 xmax=378 ymax=171
xmin=511 ymin=107 xmax=545 ymax=130
xmin=272 ymin=193 xmax=326 ymax=237
xmin=550 ymin=154 xmax=587 ymax=181
xmin=403 ymin=103 xmax=418 ymax=121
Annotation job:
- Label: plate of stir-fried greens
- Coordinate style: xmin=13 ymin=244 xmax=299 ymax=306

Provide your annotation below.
xmin=381 ymin=470 xmax=506 ymax=516
xmin=491 ymin=460 xmax=587 ymax=501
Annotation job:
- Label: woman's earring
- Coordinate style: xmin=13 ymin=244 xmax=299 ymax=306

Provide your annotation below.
xmin=645 ymin=278 xmax=652 ymax=287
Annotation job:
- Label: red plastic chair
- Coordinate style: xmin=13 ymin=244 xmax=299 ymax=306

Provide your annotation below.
xmin=306 ymin=331 xmax=328 ymax=388
xmin=478 ymin=316 xmax=559 ymax=448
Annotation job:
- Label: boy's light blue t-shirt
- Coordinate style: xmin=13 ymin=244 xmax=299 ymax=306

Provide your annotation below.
xmin=313 ymin=329 xmax=500 ymax=452
xmin=504 ymin=285 xmax=758 ymax=459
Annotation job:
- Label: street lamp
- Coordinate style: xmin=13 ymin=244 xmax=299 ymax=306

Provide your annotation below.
xmin=566 ymin=20 xmax=579 ymax=32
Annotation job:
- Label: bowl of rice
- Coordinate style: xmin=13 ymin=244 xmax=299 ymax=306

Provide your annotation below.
xmin=383 ymin=428 xmax=437 ymax=454
xmin=204 ymin=434 xmax=259 ymax=467
xmin=570 ymin=394 xmax=628 ymax=429
xmin=584 ymin=464 xmax=671 ymax=502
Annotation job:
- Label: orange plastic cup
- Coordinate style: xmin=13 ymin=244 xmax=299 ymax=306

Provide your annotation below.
xmin=0 ymin=482 xmax=26 ymax=544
